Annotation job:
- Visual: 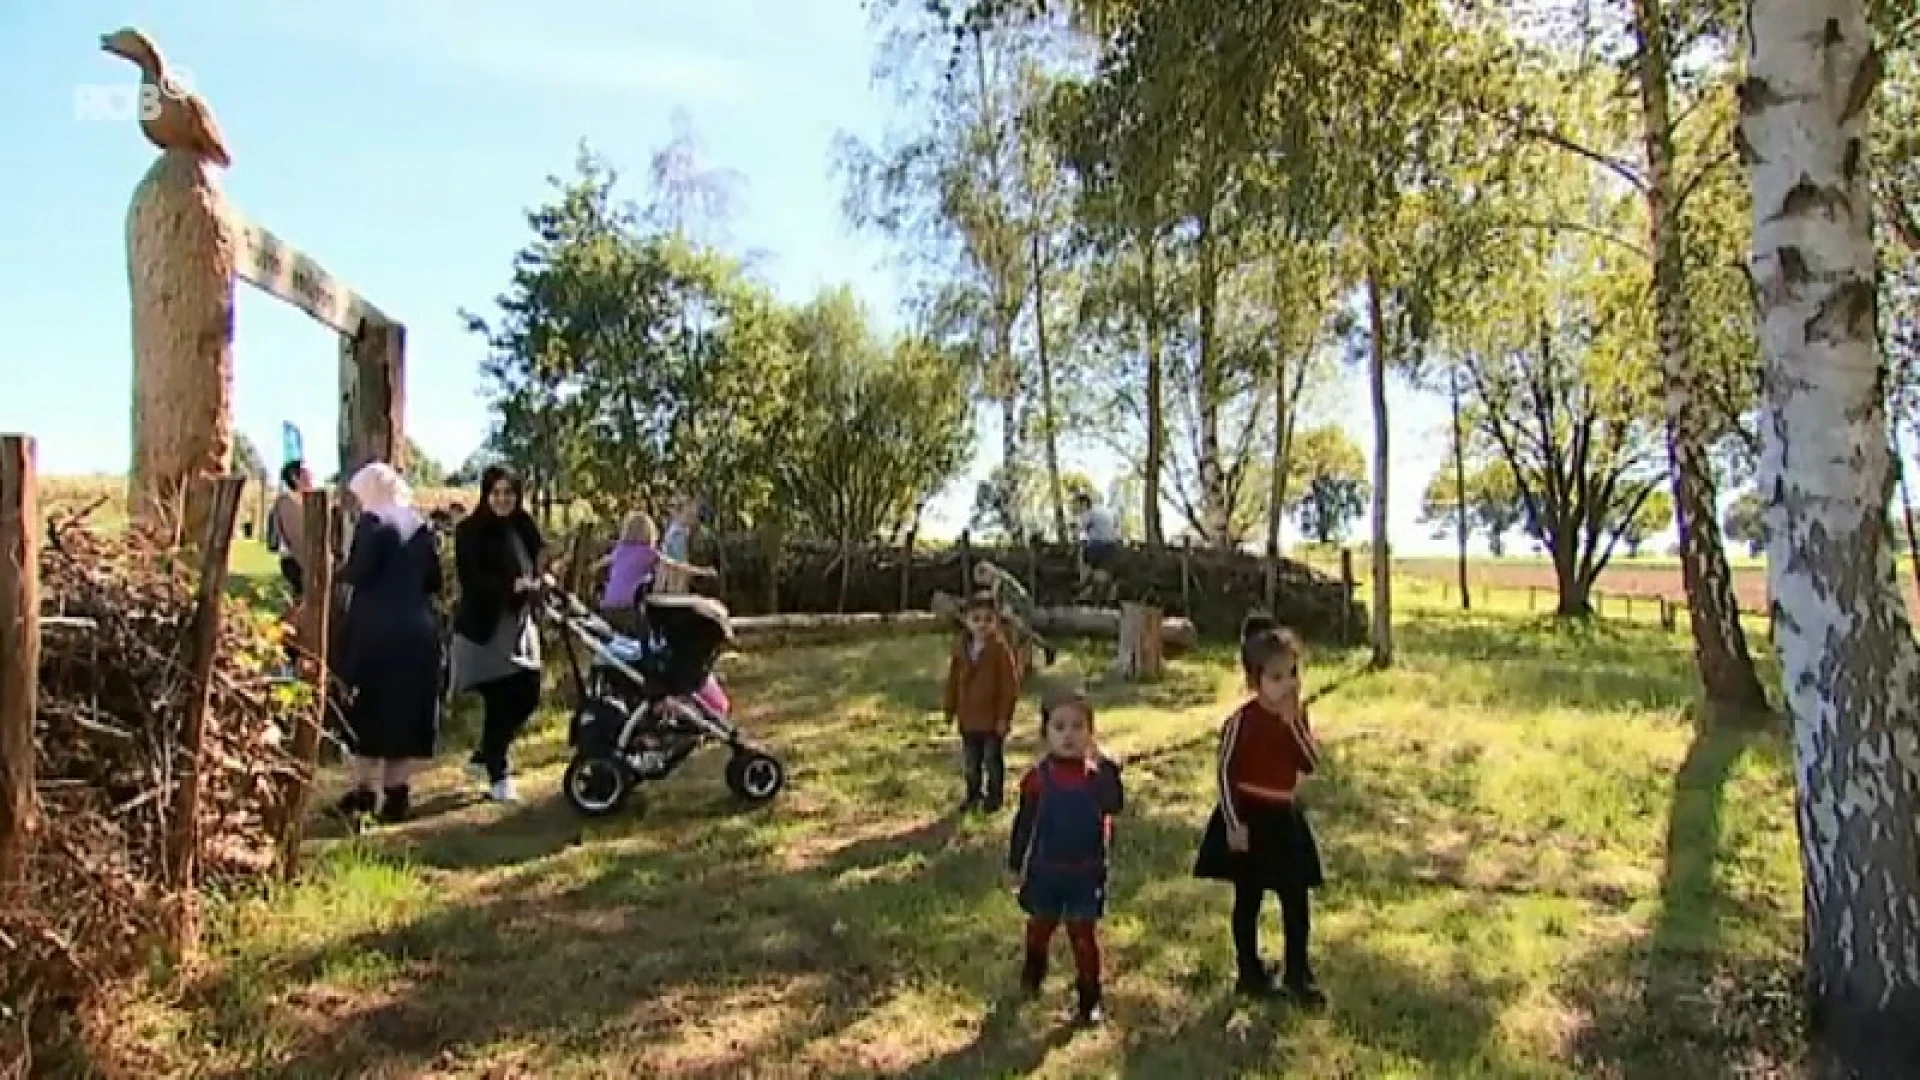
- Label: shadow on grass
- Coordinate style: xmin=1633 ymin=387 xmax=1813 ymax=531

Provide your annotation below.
xmin=181 ymin=795 xmax=1529 ymax=1079
xmin=1563 ymin=722 xmax=1803 ymax=1077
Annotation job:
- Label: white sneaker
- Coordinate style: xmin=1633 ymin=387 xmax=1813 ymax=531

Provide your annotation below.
xmin=487 ymin=777 xmax=520 ymax=803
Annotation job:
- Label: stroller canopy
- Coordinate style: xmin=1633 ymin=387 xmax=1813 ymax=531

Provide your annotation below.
xmin=644 ymin=593 xmax=734 ymax=641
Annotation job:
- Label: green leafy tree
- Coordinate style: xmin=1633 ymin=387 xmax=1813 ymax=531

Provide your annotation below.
xmin=1620 ymin=488 xmax=1673 ymax=559
xmin=1287 ymin=425 xmax=1368 ymax=546
xmin=1721 ymin=489 xmax=1767 ymax=559
xmin=1419 ymin=452 xmax=1526 ymax=557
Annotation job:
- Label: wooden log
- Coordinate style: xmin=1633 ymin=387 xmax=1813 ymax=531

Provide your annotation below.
xmin=733 ymin=610 xmax=949 ymax=637
xmin=928 ymin=591 xmax=1197 ymax=648
xmin=276 ymin=490 xmax=334 ymax=879
xmin=0 ymin=436 xmax=39 ymax=889
xmin=1117 ymin=603 xmax=1166 ymax=681
xmin=165 ymin=473 xmax=246 ymax=950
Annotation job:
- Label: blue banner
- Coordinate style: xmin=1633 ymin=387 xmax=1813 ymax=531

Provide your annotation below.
xmin=281 ymin=422 xmax=304 ymax=466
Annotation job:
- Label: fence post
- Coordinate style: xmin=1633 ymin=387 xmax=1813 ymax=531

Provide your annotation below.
xmin=899 ymin=524 xmax=916 ymax=612
xmin=1179 ymin=537 xmax=1193 ymax=616
xmin=1528 ymin=586 xmax=1537 ymax=612
xmin=277 ymin=490 xmax=335 ymax=879
xmin=0 ymin=436 xmax=40 ymax=889
xmin=165 ymin=473 xmax=246 ymax=950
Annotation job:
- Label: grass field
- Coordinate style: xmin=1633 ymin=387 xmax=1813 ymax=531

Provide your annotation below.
xmin=105 ymin=597 xmax=1803 ymax=1078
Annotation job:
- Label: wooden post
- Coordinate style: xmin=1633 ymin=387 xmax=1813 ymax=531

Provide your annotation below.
xmin=899 ymin=524 xmax=916 ymax=612
xmin=0 ymin=436 xmax=40 ymax=889
xmin=1528 ymin=586 xmax=1538 ymax=612
xmin=165 ymin=473 xmax=246 ymax=949
xmin=1117 ymin=603 xmax=1166 ymax=681
xmin=1264 ymin=549 xmax=1278 ymax=613
xmin=959 ymin=530 xmax=973 ymax=593
xmin=1026 ymin=536 xmax=1041 ymax=605
xmin=277 ymin=490 xmax=334 ymax=879
xmin=1179 ymin=537 xmax=1193 ymax=615
xmin=338 ymin=319 xmax=406 ymax=482
xmin=1659 ymin=596 xmax=1675 ymax=631
xmin=1338 ymin=548 xmax=1355 ymax=643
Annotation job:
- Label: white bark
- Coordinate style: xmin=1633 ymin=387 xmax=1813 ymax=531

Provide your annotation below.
xmin=1747 ymin=0 xmax=1920 ymax=1069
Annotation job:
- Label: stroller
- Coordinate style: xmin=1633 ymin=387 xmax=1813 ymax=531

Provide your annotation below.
xmin=542 ymin=578 xmax=787 ymax=818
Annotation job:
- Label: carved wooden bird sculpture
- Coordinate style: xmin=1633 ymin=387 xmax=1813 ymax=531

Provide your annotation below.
xmin=100 ymin=27 xmax=232 ymax=168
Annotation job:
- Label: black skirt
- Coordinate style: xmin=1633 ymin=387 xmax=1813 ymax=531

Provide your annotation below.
xmin=1193 ymin=799 xmax=1324 ymax=892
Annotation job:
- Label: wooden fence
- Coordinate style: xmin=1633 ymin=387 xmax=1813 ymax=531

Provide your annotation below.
xmin=0 ymin=431 xmax=337 ymax=957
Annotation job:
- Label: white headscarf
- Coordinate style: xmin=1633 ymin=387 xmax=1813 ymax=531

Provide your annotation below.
xmin=348 ymin=462 xmax=424 ymax=539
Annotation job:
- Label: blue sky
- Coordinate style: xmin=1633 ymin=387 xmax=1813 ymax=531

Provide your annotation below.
xmin=0 ymin=0 xmax=1461 ymax=552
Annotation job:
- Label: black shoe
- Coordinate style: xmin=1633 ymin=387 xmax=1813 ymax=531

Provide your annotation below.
xmin=1235 ymin=969 xmax=1281 ymax=999
xmin=1043 ymin=645 xmax=1059 ymax=667
xmin=1074 ymin=979 xmax=1105 ymax=1025
xmin=982 ymin=795 xmax=1004 ymax=813
xmin=332 ymin=787 xmax=377 ymax=819
xmin=376 ymin=785 xmax=412 ymax=824
xmin=960 ymin=795 xmax=982 ymax=813
xmin=1283 ymin=974 xmax=1326 ymax=1008
xmin=1020 ymin=950 xmax=1047 ymax=998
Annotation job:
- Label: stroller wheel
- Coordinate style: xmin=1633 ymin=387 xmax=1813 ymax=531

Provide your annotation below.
xmin=563 ymin=754 xmax=633 ymax=817
xmin=725 ymin=750 xmax=786 ymax=804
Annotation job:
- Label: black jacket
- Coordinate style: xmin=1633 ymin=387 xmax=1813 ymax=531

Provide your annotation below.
xmin=451 ymin=510 xmax=544 ymax=642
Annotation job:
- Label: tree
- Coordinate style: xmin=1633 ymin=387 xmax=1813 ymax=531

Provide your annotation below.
xmin=1746 ymin=2 xmax=1920 ymax=1070
xmin=1419 ymin=450 xmax=1527 ymax=557
xmin=233 ymin=433 xmax=265 ymax=479
xmin=1620 ymin=488 xmax=1673 ymax=558
xmin=1721 ymin=489 xmax=1766 ymax=558
xmin=1287 ymin=424 xmax=1368 ymax=546
xmin=777 ymin=289 xmax=974 ymax=547
xmin=1457 ymin=211 xmax=1666 ymax=617
xmin=1482 ymin=0 xmax=1770 ymax=715
xmin=404 ymin=438 xmax=447 ymax=487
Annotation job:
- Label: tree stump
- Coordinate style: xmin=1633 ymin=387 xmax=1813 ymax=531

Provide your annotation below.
xmin=127 ymin=150 xmax=238 ymax=544
xmin=1116 ymin=602 xmax=1165 ymax=681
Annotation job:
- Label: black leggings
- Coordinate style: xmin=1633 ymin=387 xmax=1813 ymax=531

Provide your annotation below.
xmin=475 ymin=669 xmax=541 ymax=783
xmin=1232 ymin=878 xmax=1312 ymax=982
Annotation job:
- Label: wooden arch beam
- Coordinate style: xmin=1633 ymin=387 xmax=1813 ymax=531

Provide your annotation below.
xmin=229 ymin=212 xmax=407 ymax=479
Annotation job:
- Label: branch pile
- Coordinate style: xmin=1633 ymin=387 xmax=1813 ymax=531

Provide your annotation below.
xmin=1 ymin=521 xmax=297 ymax=1071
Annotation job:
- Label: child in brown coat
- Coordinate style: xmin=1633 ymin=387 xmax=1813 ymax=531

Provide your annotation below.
xmin=944 ymin=591 xmax=1022 ymax=812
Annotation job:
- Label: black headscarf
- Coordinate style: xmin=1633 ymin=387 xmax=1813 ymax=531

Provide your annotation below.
xmin=471 ymin=465 xmax=544 ymax=563
xmin=451 ymin=465 xmax=545 ymax=640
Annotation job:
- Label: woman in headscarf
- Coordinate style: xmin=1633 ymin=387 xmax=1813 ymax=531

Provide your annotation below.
xmin=450 ymin=465 xmax=545 ymax=803
xmin=335 ymin=462 xmax=446 ymax=823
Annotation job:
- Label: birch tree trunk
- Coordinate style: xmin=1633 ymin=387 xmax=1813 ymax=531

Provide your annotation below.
xmin=1365 ymin=269 xmax=1394 ymax=668
xmin=1632 ymin=0 xmax=1771 ymax=722
xmin=1746 ymin=2 xmax=1920 ymax=1073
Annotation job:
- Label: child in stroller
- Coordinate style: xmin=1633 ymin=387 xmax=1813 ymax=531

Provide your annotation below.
xmin=543 ymin=580 xmax=786 ymax=817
